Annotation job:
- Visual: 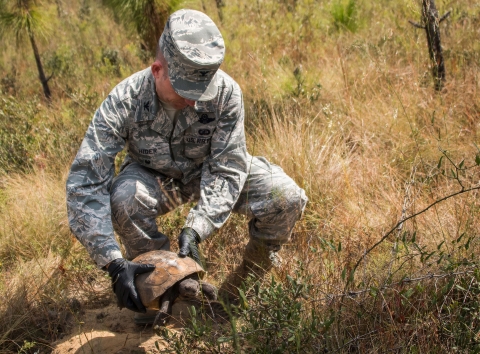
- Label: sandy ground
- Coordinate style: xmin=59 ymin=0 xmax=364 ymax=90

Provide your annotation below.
xmin=52 ymin=301 xmax=195 ymax=354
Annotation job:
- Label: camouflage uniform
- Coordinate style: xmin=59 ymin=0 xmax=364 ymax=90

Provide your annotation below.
xmin=66 ymin=10 xmax=307 ymax=268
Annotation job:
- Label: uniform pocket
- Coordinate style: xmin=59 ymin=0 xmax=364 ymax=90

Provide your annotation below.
xmin=133 ymin=181 xmax=158 ymax=217
xmin=184 ymin=116 xmax=216 ymax=159
xmin=128 ymin=130 xmax=171 ymax=167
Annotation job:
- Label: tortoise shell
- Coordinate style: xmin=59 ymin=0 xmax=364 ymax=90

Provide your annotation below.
xmin=133 ymin=250 xmax=205 ymax=310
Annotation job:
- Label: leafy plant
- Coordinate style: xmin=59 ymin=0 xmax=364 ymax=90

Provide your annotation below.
xmin=331 ymin=0 xmax=358 ymax=32
xmin=158 ymin=273 xmax=334 ymax=353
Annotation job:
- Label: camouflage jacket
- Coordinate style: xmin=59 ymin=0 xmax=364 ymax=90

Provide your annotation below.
xmin=66 ymin=68 xmax=248 ymax=267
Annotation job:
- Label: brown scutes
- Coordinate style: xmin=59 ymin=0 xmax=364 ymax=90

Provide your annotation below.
xmin=133 ymin=250 xmax=205 ymax=310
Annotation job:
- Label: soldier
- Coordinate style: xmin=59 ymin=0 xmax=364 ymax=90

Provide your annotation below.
xmin=66 ymin=9 xmax=307 ymax=324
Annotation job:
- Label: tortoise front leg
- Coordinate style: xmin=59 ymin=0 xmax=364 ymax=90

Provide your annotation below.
xmin=199 ymin=281 xmax=217 ymax=301
xmin=153 ymin=285 xmax=179 ymax=327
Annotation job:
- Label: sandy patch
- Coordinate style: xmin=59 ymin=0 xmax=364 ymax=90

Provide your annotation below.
xmin=51 ymin=301 xmax=197 ymax=354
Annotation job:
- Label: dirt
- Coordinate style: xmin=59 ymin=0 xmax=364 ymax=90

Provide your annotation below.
xmin=52 ymin=301 xmax=196 ymax=354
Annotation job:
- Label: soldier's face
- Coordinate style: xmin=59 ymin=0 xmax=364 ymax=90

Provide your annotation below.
xmin=151 ymin=61 xmax=196 ymax=109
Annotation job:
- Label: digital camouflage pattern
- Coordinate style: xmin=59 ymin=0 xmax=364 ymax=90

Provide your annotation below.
xmin=66 ymin=68 xmax=307 ymax=268
xmin=109 ymin=156 xmax=307 ymax=261
xmin=66 ymin=9 xmax=307 ymax=268
xmin=160 ymin=9 xmax=225 ymax=101
xmin=66 ymin=68 xmax=248 ymax=267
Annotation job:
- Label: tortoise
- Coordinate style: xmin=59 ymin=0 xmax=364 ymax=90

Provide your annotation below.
xmin=133 ymin=250 xmax=218 ymax=326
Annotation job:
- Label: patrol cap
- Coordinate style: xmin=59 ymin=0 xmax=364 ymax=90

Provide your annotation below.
xmin=159 ymin=9 xmax=225 ymax=101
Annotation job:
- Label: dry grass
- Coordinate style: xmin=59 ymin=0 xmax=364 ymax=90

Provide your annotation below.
xmin=0 ymin=169 xmax=112 ymax=352
xmin=0 ymin=0 xmax=480 ymax=352
xmin=0 ymin=170 xmax=71 ymax=266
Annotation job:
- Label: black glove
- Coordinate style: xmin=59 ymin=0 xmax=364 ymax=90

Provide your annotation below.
xmin=178 ymin=227 xmax=202 ymax=266
xmin=106 ymin=258 xmax=155 ymax=313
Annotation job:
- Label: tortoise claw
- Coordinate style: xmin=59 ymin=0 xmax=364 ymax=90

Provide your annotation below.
xmin=153 ymin=285 xmax=178 ymax=327
xmin=153 ymin=310 xmax=169 ymax=327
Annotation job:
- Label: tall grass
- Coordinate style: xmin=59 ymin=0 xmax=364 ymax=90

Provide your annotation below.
xmin=0 ymin=0 xmax=479 ymax=352
xmin=0 ymin=170 xmax=111 ymax=352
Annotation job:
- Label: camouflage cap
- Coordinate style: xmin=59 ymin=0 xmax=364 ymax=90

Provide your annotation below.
xmin=160 ymin=9 xmax=225 ymax=101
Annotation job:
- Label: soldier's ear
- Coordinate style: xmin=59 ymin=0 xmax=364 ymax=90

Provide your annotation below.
xmin=151 ymin=61 xmax=163 ymax=80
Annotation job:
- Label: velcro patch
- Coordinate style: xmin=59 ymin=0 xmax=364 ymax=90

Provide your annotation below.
xmin=197 ymin=112 xmax=215 ymax=124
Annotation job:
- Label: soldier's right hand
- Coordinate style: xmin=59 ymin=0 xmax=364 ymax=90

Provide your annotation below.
xmin=106 ymin=258 xmax=155 ymax=313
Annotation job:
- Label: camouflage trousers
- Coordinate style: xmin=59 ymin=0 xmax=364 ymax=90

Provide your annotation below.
xmin=110 ymin=156 xmax=308 ymax=260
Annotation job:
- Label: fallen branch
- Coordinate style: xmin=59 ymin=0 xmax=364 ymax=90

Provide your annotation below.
xmin=313 ymin=269 xmax=474 ymax=302
xmin=349 ymin=184 xmax=480 ymax=284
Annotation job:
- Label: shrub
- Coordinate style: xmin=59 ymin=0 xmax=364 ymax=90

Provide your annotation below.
xmin=158 ymin=272 xmax=334 ymax=353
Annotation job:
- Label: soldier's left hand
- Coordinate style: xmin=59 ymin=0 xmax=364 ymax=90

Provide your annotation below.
xmin=177 ymin=227 xmax=202 ymax=266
